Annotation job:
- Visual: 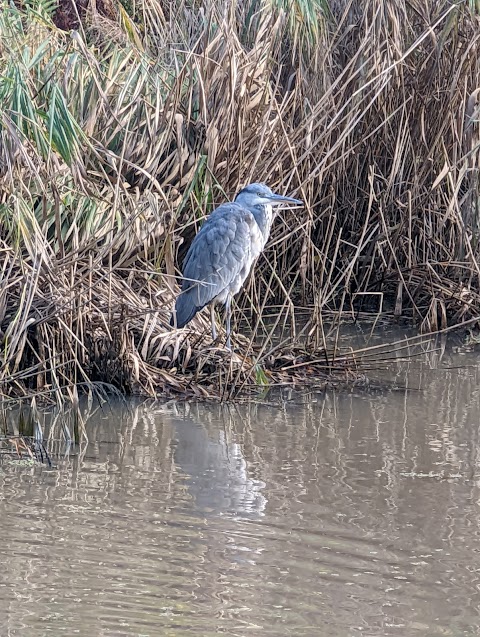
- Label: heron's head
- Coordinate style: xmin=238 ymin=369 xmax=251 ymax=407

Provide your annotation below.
xmin=235 ymin=183 xmax=303 ymax=210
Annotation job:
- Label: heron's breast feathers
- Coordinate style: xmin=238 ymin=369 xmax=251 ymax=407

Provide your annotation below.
xmin=247 ymin=215 xmax=267 ymax=260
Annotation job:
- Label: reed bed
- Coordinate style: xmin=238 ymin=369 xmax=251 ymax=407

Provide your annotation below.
xmin=0 ymin=0 xmax=479 ymax=400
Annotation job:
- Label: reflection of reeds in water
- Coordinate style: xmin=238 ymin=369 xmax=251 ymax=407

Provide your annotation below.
xmin=0 ymin=1 xmax=479 ymax=400
xmin=41 ymin=365 xmax=480 ymax=532
xmin=0 ymin=399 xmax=90 ymax=464
xmin=4 ymin=360 xmax=479 ymax=551
xmin=0 ymin=436 xmax=51 ymax=466
xmin=2 ymin=364 xmax=480 ymax=634
xmin=7 ymin=327 xmax=472 ymax=457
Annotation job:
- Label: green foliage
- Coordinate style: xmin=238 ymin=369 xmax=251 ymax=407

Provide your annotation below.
xmin=255 ymin=364 xmax=270 ymax=387
xmin=268 ymin=0 xmax=330 ymax=53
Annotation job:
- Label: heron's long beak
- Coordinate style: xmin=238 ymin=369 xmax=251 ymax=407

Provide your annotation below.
xmin=269 ymin=194 xmax=303 ymax=205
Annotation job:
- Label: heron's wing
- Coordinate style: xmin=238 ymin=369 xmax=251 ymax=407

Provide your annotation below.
xmin=174 ymin=204 xmax=253 ymax=328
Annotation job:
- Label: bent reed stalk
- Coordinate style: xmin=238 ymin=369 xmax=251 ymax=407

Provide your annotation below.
xmin=0 ymin=0 xmax=479 ymax=400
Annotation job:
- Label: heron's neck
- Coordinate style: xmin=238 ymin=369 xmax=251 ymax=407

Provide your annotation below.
xmin=251 ymin=204 xmax=274 ymax=242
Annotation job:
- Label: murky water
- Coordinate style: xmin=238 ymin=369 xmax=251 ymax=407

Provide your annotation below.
xmin=2 ymin=332 xmax=480 ymax=636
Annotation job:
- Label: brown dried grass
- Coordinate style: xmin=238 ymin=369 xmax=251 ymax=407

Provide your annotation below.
xmin=0 ymin=0 xmax=479 ymax=401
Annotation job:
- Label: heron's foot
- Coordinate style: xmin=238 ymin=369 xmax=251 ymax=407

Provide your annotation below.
xmin=209 ymin=332 xmax=221 ymax=349
xmin=225 ymin=349 xmax=244 ymax=366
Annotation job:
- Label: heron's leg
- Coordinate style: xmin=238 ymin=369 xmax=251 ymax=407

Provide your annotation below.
xmin=210 ymin=303 xmax=217 ymax=341
xmin=225 ymin=295 xmax=232 ymax=351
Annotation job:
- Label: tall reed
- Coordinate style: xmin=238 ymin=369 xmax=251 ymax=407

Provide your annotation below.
xmin=0 ymin=0 xmax=479 ymax=399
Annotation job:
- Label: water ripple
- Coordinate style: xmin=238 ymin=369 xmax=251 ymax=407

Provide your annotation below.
xmin=2 ymin=347 xmax=480 ymax=636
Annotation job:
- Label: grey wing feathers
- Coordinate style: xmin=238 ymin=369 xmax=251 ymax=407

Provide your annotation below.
xmin=172 ymin=204 xmax=252 ymax=328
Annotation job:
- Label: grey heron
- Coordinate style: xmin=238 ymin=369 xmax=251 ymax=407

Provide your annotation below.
xmin=170 ymin=183 xmax=303 ymax=350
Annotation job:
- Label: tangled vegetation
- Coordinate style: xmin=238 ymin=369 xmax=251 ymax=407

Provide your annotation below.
xmin=0 ymin=0 xmax=479 ymax=400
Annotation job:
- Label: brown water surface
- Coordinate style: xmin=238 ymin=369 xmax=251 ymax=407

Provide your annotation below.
xmin=1 ymin=332 xmax=480 ymax=636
